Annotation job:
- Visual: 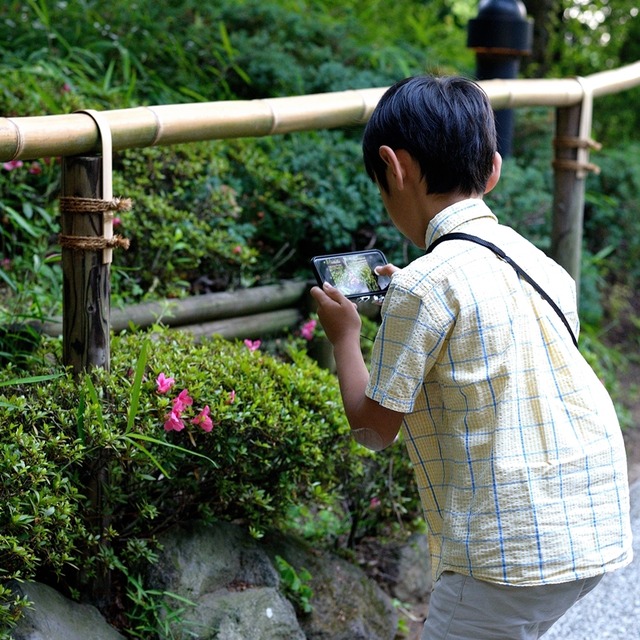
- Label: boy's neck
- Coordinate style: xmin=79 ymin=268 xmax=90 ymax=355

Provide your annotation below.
xmin=426 ymin=192 xmax=480 ymax=221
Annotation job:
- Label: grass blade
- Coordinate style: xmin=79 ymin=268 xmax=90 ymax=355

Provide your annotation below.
xmin=127 ymin=339 xmax=150 ymax=432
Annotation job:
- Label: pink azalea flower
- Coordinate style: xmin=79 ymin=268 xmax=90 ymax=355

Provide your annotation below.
xmin=369 ymin=497 xmax=381 ymax=510
xmin=156 ymin=372 xmax=175 ymax=394
xmin=172 ymin=388 xmax=193 ymax=413
xmin=300 ymin=319 xmax=317 ymax=341
xmin=164 ymin=410 xmax=185 ymax=432
xmin=28 ymin=162 xmax=42 ymax=175
xmin=232 ymin=245 xmax=242 ymax=255
xmin=244 ymin=339 xmax=261 ymax=352
xmin=227 ymin=389 xmax=236 ymax=404
xmin=3 ymin=160 xmax=23 ymax=171
xmin=113 ymin=217 xmax=122 ymax=228
xmin=191 ymin=406 xmax=214 ymax=432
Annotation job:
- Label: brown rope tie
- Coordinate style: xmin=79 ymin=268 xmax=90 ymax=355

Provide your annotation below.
xmin=552 ymin=136 xmax=602 ymax=174
xmin=553 ymin=136 xmax=602 ymax=151
xmin=552 ymin=158 xmax=601 ymax=174
xmin=59 ymin=234 xmax=131 ymax=251
xmin=58 ymin=196 xmax=132 ymax=253
xmin=59 ymin=196 xmax=132 ymax=216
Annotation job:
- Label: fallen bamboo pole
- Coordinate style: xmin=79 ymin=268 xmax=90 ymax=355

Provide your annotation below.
xmin=182 ymin=308 xmax=303 ymax=341
xmin=36 ymin=280 xmax=309 ymax=337
xmin=1 ymin=62 xmax=639 ymax=163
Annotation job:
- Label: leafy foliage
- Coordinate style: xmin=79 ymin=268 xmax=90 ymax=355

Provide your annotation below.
xmin=0 ymin=157 xmax=61 ymax=326
xmin=111 ymin=144 xmax=259 ymax=300
xmin=225 ymin=133 xmax=411 ymax=275
xmin=0 ymin=324 xmax=424 ymax=632
xmin=584 ymin=143 xmax=640 ymax=285
xmin=274 ymin=555 xmax=314 ymax=615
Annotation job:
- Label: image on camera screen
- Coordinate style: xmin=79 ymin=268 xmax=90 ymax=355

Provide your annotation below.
xmin=325 ymin=255 xmax=380 ymax=296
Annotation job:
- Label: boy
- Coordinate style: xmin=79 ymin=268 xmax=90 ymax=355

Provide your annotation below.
xmin=310 ymin=75 xmax=632 ymax=639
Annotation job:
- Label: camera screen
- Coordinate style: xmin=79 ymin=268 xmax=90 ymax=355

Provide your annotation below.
xmin=313 ymin=251 xmax=390 ymax=298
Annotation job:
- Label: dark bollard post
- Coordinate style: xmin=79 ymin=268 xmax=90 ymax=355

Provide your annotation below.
xmin=467 ymin=0 xmax=533 ymax=156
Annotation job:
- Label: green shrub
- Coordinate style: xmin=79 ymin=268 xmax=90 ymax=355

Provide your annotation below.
xmin=0 ymin=0 xmax=432 ymax=112
xmin=225 ymin=133 xmax=407 ymax=277
xmin=0 ymin=327 xmax=364 ymax=631
xmin=0 ymin=322 xmax=427 ymax=633
xmin=111 ymin=144 xmax=260 ymax=301
xmin=584 ymin=143 xmax=640 ymax=289
xmin=4 ymin=328 xmax=359 ymax=531
xmin=210 ymin=0 xmax=416 ymax=99
xmin=0 ymin=394 xmax=87 ymax=579
xmin=109 ymin=133 xmax=409 ymax=293
xmin=485 ymin=155 xmax=554 ymax=250
xmin=0 ymin=156 xmax=63 ymax=342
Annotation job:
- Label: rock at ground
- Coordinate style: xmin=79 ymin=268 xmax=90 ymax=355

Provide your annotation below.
xmin=8 ymin=580 xmax=125 ymax=640
xmin=147 ymin=520 xmax=303 ymax=640
xmin=7 ymin=519 xmax=406 ymax=640
xmin=262 ymin=530 xmax=398 ymax=640
xmin=149 ymin=520 xmax=398 ymax=640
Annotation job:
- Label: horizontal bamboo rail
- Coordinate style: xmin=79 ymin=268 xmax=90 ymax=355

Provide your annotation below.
xmin=37 ymin=281 xmax=308 ymax=339
xmin=1 ymin=62 xmax=639 ymax=162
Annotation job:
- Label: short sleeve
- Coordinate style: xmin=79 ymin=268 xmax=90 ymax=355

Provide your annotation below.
xmin=366 ymin=284 xmax=448 ymax=413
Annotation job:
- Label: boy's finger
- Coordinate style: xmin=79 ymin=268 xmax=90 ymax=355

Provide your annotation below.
xmin=375 ymin=263 xmax=400 ymax=276
xmin=310 ymin=285 xmax=329 ymax=304
xmin=322 ymin=282 xmax=349 ymax=304
xmin=310 ymin=285 xmax=340 ymax=307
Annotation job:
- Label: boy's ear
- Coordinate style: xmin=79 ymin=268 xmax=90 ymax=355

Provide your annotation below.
xmin=484 ymin=152 xmax=502 ymax=195
xmin=379 ymin=145 xmax=406 ymax=189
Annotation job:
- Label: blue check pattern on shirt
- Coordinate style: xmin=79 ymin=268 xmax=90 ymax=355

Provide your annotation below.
xmin=367 ymin=199 xmax=633 ymax=586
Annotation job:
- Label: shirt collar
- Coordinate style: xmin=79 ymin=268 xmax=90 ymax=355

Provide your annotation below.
xmin=424 ymin=198 xmax=498 ymax=249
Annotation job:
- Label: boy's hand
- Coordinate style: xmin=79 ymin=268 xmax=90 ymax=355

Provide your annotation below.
xmin=310 ymin=282 xmax=362 ymax=346
xmin=375 ymin=263 xmax=400 ymax=277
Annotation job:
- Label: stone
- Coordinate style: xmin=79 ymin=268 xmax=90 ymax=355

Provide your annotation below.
xmin=383 ymin=533 xmax=432 ymax=604
xmin=262 ymin=531 xmax=398 ymax=640
xmin=178 ymin=586 xmax=305 ymax=640
xmin=8 ymin=520 xmax=401 ymax=640
xmin=8 ymin=580 xmax=125 ymax=640
xmin=148 ymin=521 xmax=304 ymax=639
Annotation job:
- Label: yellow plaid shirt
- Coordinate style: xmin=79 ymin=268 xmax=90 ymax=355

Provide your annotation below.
xmin=367 ymin=199 xmax=633 ymax=585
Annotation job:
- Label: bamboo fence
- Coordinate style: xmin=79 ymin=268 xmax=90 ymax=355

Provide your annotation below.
xmin=1 ymin=62 xmax=639 ymax=162
xmin=4 ymin=61 xmax=640 ymax=371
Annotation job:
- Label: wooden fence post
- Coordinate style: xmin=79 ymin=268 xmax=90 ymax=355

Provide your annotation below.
xmin=551 ymin=86 xmax=599 ymax=299
xmin=551 ymin=105 xmax=584 ymax=293
xmin=60 ymin=156 xmax=111 ymax=374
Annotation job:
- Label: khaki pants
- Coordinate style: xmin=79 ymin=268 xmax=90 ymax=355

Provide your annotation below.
xmin=422 ymin=571 xmax=603 ymax=640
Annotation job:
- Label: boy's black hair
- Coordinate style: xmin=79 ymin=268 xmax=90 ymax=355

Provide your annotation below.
xmin=362 ymin=75 xmax=497 ymax=195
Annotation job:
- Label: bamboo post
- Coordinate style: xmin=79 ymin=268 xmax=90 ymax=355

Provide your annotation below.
xmin=551 ymin=82 xmax=599 ymax=297
xmin=59 ymin=154 xmax=114 ymax=608
xmin=551 ymin=104 xmax=584 ymax=287
xmin=60 ymin=156 xmax=111 ymax=374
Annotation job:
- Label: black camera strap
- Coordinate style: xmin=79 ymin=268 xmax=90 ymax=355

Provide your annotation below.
xmin=426 ymin=232 xmax=578 ymax=348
